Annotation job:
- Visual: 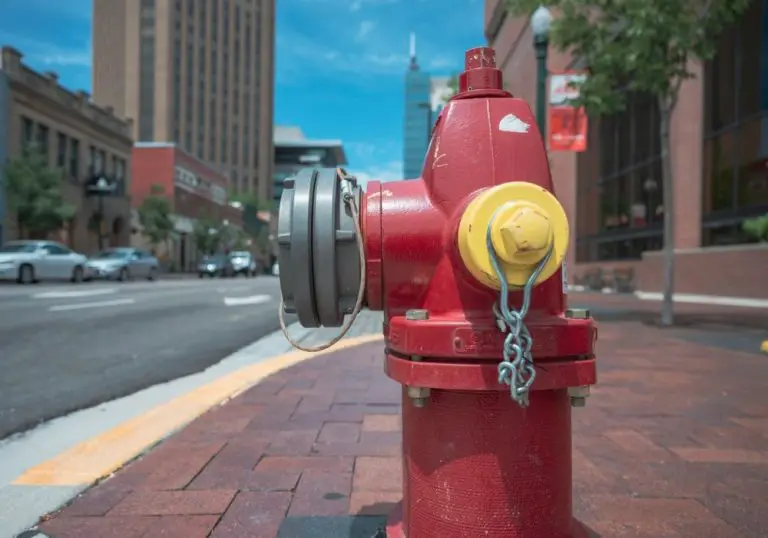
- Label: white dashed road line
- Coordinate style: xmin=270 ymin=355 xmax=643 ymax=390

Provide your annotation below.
xmin=47 ymin=299 xmax=136 ymax=312
xmin=32 ymin=289 xmax=118 ymax=300
xmin=223 ymin=294 xmax=272 ymax=306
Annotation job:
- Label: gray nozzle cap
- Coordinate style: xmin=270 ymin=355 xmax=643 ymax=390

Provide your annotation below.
xmin=276 ymin=168 xmax=363 ymax=328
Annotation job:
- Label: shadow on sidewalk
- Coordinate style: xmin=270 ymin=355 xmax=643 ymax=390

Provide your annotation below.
xmin=277 ymin=514 xmax=386 ymax=538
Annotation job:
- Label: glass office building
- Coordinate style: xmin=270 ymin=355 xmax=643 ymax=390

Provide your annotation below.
xmin=403 ymin=47 xmax=432 ymax=180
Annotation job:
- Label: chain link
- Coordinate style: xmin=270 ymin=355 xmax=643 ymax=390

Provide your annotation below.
xmin=486 ymin=204 xmax=554 ymax=407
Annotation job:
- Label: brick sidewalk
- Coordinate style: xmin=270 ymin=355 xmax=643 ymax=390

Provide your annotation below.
xmin=36 ymin=321 xmax=768 ymax=538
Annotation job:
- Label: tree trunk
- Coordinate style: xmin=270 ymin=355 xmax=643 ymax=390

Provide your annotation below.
xmin=659 ymin=100 xmax=675 ymax=326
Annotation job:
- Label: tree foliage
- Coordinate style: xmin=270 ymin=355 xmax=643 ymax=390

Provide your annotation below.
xmin=743 ymin=214 xmax=768 ymax=242
xmin=229 ymin=190 xmax=272 ymax=212
xmin=505 ymin=0 xmax=750 ymax=114
xmin=503 ymin=0 xmax=751 ymax=325
xmin=4 ymin=147 xmax=76 ymax=238
xmin=192 ymin=215 xmax=221 ymax=255
xmin=138 ymin=184 xmax=174 ymax=248
xmin=192 ymin=214 xmax=249 ymax=255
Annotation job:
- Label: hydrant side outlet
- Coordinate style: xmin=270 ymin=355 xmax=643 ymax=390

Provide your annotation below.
xmin=276 ymin=168 xmax=363 ymax=328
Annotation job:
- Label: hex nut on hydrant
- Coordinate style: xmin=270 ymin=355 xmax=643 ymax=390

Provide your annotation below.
xmin=568 ymin=385 xmax=590 ymax=407
xmin=498 ymin=207 xmax=552 ymax=259
xmin=405 ymin=309 xmax=429 ymax=321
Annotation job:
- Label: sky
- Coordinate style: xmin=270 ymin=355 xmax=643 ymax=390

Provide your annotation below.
xmin=0 ymin=0 xmax=485 ymax=183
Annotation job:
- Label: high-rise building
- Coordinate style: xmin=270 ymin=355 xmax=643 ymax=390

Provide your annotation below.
xmin=92 ymin=0 xmax=275 ymax=202
xmin=403 ymin=33 xmax=432 ymax=180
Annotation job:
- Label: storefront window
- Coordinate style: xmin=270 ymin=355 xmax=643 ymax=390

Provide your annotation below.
xmin=575 ymin=92 xmax=664 ymax=261
xmin=702 ymin=0 xmax=768 ymax=245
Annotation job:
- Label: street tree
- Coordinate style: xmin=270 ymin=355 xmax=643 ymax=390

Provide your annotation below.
xmin=192 ymin=215 xmax=221 ymax=255
xmin=4 ymin=147 xmax=76 ymax=239
xmin=138 ymin=184 xmax=174 ymax=256
xmin=504 ymin=0 xmax=751 ymax=326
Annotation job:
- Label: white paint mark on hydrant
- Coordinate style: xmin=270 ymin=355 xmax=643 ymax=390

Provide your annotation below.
xmin=498 ymin=114 xmax=530 ymax=133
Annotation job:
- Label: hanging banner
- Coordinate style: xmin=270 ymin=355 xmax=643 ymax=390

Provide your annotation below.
xmin=548 ymin=72 xmax=589 ymax=152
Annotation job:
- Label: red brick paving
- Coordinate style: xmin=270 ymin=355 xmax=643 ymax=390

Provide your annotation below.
xmin=38 ymin=319 xmax=768 ymax=538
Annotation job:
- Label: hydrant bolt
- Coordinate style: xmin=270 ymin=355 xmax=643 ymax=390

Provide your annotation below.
xmin=407 ymin=386 xmax=431 ymax=407
xmin=565 ymin=308 xmax=591 ymax=319
xmin=571 ymin=397 xmax=587 ymax=408
xmin=568 ymin=385 xmax=590 ymax=407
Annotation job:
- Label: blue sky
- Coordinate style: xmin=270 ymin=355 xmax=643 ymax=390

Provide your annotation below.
xmin=0 ymin=0 xmax=484 ymax=182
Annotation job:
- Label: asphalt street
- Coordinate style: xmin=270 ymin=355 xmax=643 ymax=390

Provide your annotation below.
xmin=0 ymin=275 xmax=292 ymax=440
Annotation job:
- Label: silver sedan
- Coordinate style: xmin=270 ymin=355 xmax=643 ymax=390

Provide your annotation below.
xmin=0 ymin=240 xmax=90 ymax=284
xmin=86 ymin=248 xmax=160 ymax=281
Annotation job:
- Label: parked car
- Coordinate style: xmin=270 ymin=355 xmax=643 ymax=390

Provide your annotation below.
xmin=228 ymin=251 xmax=258 ymax=277
xmin=198 ymin=254 xmax=234 ymax=278
xmin=86 ymin=248 xmax=159 ymax=281
xmin=0 ymin=240 xmax=90 ymax=284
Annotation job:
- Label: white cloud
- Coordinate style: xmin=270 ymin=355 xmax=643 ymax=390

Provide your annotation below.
xmin=3 ymin=33 xmax=91 ymax=70
xmin=355 ymin=20 xmax=376 ymax=41
xmin=349 ymin=160 xmax=403 ymax=187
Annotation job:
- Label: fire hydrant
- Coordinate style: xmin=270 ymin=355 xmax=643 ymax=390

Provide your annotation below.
xmin=276 ymin=46 xmax=597 ymax=538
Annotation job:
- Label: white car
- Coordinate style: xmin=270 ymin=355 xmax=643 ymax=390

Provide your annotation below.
xmin=272 ymin=263 xmax=279 ymax=276
xmin=0 ymin=240 xmax=90 ymax=284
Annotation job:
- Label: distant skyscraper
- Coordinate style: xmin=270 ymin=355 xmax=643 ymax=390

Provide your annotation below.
xmin=403 ymin=33 xmax=432 ymax=180
xmin=92 ymin=0 xmax=276 ymax=201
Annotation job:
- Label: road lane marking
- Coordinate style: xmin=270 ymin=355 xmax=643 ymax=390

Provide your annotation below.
xmin=13 ymin=333 xmax=384 ymax=486
xmin=48 ymin=299 xmax=135 ymax=312
xmin=33 ymin=289 xmax=117 ymax=300
xmin=223 ymin=294 xmax=272 ymax=306
xmin=635 ymin=291 xmax=768 ymax=309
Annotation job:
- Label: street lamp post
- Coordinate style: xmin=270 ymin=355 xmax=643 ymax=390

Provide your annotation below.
xmin=531 ymin=6 xmax=552 ymax=140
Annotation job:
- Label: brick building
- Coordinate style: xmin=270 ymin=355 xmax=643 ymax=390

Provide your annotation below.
xmin=0 ymin=46 xmax=133 ymax=253
xmin=131 ymin=142 xmax=243 ymax=271
xmin=485 ymin=0 xmax=768 ymax=300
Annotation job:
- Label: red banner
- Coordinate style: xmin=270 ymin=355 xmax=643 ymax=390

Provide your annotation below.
xmin=549 ymin=106 xmax=588 ymax=152
xmin=548 ymin=72 xmax=589 ymax=153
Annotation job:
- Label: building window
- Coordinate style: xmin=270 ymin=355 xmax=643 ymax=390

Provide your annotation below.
xmin=138 ymin=0 xmax=157 ymax=141
xmin=89 ymin=145 xmax=103 ymax=174
xmin=21 ymin=116 xmax=34 ymax=149
xmin=70 ymin=138 xmax=80 ymax=179
xmin=702 ymin=0 xmax=768 ymax=246
xmin=37 ymin=123 xmax=50 ymax=160
xmin=56 ymin=132 xmax=67 ymax=168
xmin=575 ymin=93 xmax=665 ymax=262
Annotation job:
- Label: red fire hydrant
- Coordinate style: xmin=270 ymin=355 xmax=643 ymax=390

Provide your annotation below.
xmin=276 ymin=46 xmax=596 ymax=538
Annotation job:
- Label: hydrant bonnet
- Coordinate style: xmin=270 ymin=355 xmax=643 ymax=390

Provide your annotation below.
xmin=276 ymin=168 xmax=363 ymax=328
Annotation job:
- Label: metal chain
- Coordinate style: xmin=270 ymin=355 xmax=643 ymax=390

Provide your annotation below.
xmin=486 ymin=204 xmax=554 ymax=407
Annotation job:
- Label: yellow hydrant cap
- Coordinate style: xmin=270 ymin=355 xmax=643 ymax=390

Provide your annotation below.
xmin=491 ymin=201 xmax=553 ymax=267
xmin=456 ymin=181 xmax=570 ymax=290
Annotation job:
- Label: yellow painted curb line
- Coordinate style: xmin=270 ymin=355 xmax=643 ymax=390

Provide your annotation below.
xmin=14 ymin=333 xmax=384 ymax=487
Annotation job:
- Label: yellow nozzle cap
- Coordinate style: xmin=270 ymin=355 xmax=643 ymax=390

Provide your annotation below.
xmin=490 ymin=202 xmax=553 ymax=267
xmin=457 ymin=182 xmax=569 ymax=290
